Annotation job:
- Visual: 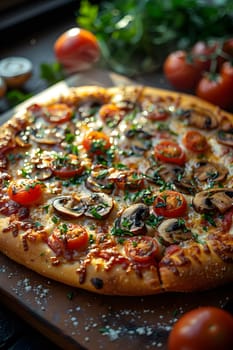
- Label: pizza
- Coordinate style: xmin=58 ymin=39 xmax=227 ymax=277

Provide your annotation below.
xmin=0 ymin=85 xmax=232 ymax=296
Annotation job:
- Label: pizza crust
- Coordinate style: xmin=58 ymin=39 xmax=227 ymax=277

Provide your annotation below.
xmin=160 ymin=237 xmax=233 ymax=292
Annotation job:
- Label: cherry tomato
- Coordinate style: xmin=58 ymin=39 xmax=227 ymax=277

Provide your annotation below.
xmin=82 ymin=130 xmax=111 ymax=155
xmin=45 ymin=103 xmax=73 ymax=124
xmin=163 ymin=50 xmax=201 ymax=90
xmin=196 ymin=62 xmax=233 ymax=109
xmin=27 ymin=103 xmax=44 ymax=118
xmin=168 ymin=306 xmax=233 ymax=350
xmin=48 ymin=224 xmax=88 ymax=253
xmin=54 ymin=27 xmax=100 ymax=73
xmin=124 ymin=236 xmax=159 ymax=263
xmin=146 ymin=108 xmax=170 ymax=121
xmin=51 ymin=154 xmax=84 ymax=179
xmin=153 ymin=190 xmax=187 ymax=218
xmin=65 ymin=224 xmax=89 ymax=250
xmin=183 ymin=130 xmax=209 ymax=153
xmin=154 ymin=140 xmax=186 ymax=165
xmin=8 ymin=180 xmax=44 ymax=206
xmin=99 ymin=103 xmax=123 ymax=127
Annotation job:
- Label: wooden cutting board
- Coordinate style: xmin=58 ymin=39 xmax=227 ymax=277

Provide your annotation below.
xmin=1 ymin=69 xmax=233 ymax=350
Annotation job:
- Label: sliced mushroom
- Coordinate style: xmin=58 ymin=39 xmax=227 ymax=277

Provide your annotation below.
xmin=108 ymin=169 xmax=144 ymax=190
xmin=53 ymin=196 xmax=86 ymax=218
xmin=179 ymin=108 xmax=219 ymax=129
xmin=194 ymin=161 xmax=228 ymax=185
xmin=193 ymin=188 xmax=233 ymax=214
xmin=53 ymin=193 xmax=113 ymax=219
xmin=85 ymin=166 xmax=114 ymax=193
xmin=125 ymin=127 xmax=152 ymax=152
xmin=30 ymin=126 xmax=65 ymax=145
xmin=146 ymin=164 xmax=184 ymax=184
xmin=158 ymin=218 xmax=192 ymax=245
xmin=76 ymin=100 xmax=102 ymax=120
xmin=83 ymin=193 xmax=114 ymax=219
xmin=174 ymin=176 xmax=196 ymax=195
xmin=30 ymin=166 xmax=53 ymax=181
xmin=217 ymin=129 xmax=233 ymax=147
xmin=115 ymin=203 xmax=149 ymax=235
xmin=15 ymin=127 xmax=31 ymax=147
xmin=125 ymin=128 xmax=152 ymax=140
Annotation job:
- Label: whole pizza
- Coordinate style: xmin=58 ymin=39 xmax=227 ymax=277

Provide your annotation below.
xmin=0 ymin=85 xmax=232 ymax=295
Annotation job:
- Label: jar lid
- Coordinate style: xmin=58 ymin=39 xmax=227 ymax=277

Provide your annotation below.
xmin=0 ymin=57 xmax=32 ymax=87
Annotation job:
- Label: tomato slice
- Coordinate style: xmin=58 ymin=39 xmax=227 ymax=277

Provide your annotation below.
xmin=51 ymin=154 xmax=84 ymax=179
xmin=8 ymin=180 xmax=44 ymax=206
xmin=45 ymin=103 xmax=73 ymax=124
xmin=154 ymin=141 xmax=186 ymax=165
xmin=183 ymin=130 xmax=209 ymax=153
xmin=153 ymin=190 xmax=187 ymax=218
xmin=82 ymin=130 xmax=111 ymax=155
xmin=99 ymin=103 xmax=123 ymax=127
xmin=222 ymin=208 xmax=233 ymax=233
xmin=65 ymin=224 xmax=89 ymax=250
xmin=49 ymin=224 xmax=89 ymax=253
xmin=124 ymin=236 xmax=159 ymax=263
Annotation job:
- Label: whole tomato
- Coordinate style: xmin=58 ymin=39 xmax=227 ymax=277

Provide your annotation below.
xmin=54 ymin=27 xmax=100 ymax=73
xmin=163 ymin=50 xmax=201 ymax=90
xmin=223 ymin=38 xmax=233 ymax=57
xmin=196 ymin=61 xmax=233 ymax=109
xmin=191 ymin=40 xmax=224 ymax=72
xmin=168 ymin=306 xmax=233 ymax=350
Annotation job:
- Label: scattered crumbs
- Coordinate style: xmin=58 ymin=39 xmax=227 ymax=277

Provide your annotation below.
xmin=0 ymin=264 xmax=7 ymax=273
xmin=63 ymin=304 xmax=176 ymax=348
xmin=11 ymin=277 xmax=51 ymax=310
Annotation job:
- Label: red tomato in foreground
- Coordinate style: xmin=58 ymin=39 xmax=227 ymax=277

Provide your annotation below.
xmin=163 ymin=50 xmax=201 ymax=90
xmin=54 ymin=27 xmax=100 ymax=73
xmin=168 ymin=306 xmax=233 ymax=350
xmin=196 ymin=62 xmax=233 ymax=109
xmin=8 ymin=180 xmax=44 ymax=206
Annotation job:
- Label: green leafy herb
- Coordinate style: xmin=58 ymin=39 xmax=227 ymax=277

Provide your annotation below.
xmin=40 ymin=62 xmax=65 ymax=85
xmin=76 ymin=0 xmax=233 ymax=76
xmin=6 ymin=90 xmax=33 ymax=107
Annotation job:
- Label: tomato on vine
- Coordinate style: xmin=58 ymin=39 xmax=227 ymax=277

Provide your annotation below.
xmin=163 ymin=50 xmax=201 ymax=90
xmin=196 ymin=62 xmax=233 ymax=110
